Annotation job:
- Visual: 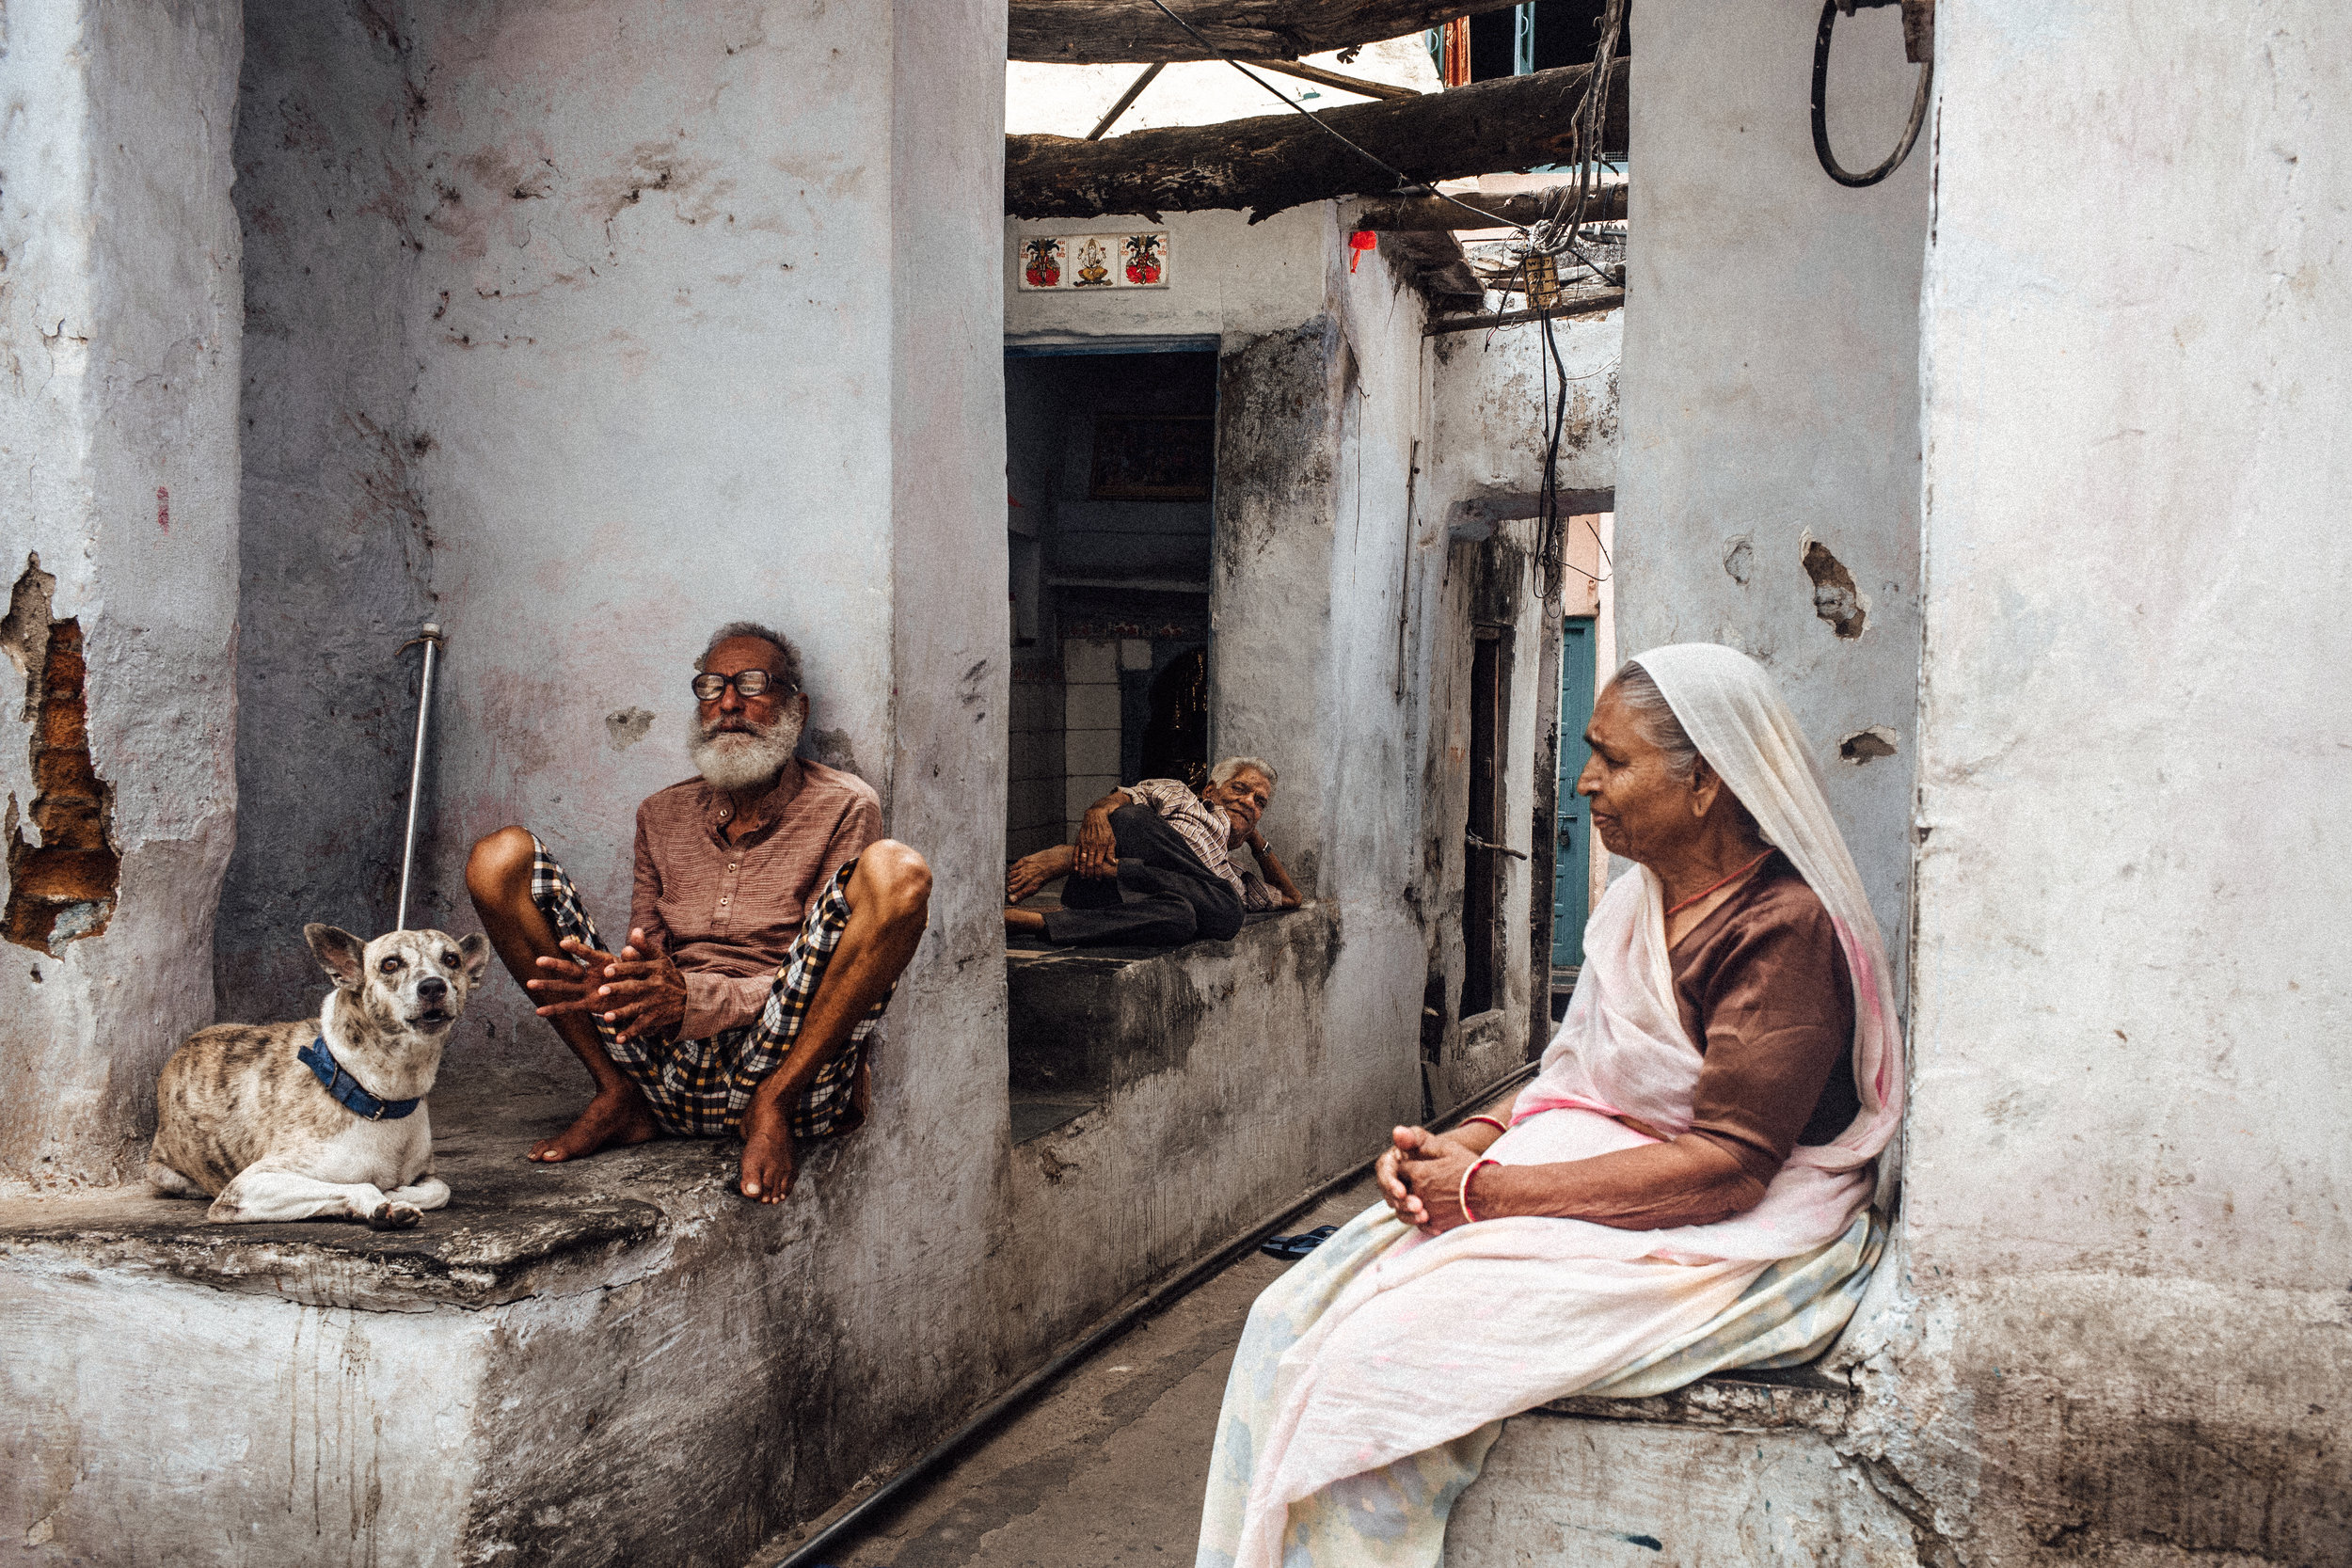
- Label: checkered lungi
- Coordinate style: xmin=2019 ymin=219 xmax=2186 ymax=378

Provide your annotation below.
xmin=528 ymin=835 xmax=889 ymax=1140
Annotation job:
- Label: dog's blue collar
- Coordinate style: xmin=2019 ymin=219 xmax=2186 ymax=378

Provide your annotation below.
xmin=299 ymin=1037 xmax=421 ymax=1121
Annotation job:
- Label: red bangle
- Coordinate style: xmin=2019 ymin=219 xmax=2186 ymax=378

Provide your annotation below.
xmin=1461 ymin=1115 xmax=1509 ymax=1136
xmin=1459 ymin=1157 xmax=1502 ymax=1224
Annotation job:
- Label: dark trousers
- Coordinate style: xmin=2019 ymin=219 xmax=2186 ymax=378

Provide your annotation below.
xmin=1043 ymin=804 xmax=1245 ymax=948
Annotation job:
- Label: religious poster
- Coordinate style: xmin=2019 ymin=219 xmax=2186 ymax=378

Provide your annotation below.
xmin=1089 ymin=415 xmax=1214 ymax=499
xmin=1014 ymin=230 xmax=1172 ymax=291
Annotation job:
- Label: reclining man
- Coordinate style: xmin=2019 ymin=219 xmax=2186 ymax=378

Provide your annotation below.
xmin=1004 ymin=758 xmax=1301 ymax=947
xmin=467 ymin=622 xmax=930 ymax=1204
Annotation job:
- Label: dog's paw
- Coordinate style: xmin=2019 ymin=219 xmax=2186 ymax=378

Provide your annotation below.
xmin=366 ymin=1201 xmax=423 ymax=1231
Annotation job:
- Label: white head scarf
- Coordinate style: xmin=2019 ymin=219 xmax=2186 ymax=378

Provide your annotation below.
xmin=1630 ymin=642 xmax=1905 ymax=1174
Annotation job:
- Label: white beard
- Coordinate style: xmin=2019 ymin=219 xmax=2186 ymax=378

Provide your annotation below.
xmin=691 ymin=707 xmax=803 ymax=792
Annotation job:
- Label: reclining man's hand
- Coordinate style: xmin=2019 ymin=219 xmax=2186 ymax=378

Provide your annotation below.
xmin=1075 ymin=805 xmax=1120 ymax=879
xmin=594 ymin=928 xmax=688 ymax=1043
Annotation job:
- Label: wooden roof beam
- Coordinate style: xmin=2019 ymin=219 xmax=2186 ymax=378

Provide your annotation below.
xmin=1010 ymin=0 xmax=1527 ymax=65
xmin=1007 ymin=60 xmax=1627 ymax=222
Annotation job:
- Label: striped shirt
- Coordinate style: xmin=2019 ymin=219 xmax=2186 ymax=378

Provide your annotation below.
xmin=1119 ymin=779 xmax=1277 ymax=911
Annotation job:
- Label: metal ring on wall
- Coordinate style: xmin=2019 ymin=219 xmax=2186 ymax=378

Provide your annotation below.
xmin=1810 ymin=0 xmax=1933 ymax=188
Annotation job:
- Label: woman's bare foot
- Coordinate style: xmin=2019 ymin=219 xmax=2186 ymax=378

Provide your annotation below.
xmin=739 ymin=1093 xmax=796 ymax=1204
xmin=528 ymin=1085 xmax=660 ymax=1163
xmin=1006 ymin=843 xmax=1075 ymax=903
xmin=1005 ymin=907 xmax=1048 ymax=934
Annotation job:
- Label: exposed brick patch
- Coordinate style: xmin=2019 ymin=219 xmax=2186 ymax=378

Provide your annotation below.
xmin=4 ymin=558 xmax=118 ymax=953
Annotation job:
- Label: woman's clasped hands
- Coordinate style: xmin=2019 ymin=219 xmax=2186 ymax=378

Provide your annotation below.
xmin=1376 ymin=1124 xmax=1497 ymax=1234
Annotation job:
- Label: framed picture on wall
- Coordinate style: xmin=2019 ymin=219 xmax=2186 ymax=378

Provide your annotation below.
xmin=1089 ymin=414 xmax=1214 ymax=500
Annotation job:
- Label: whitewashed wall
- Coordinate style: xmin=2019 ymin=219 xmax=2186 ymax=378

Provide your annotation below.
xmin=1615 ymin=0 xmax=1924 ymax=996
xmin=0 ymin=0 xmax=245 ymax=1190
xmin=1883 ymin=1 xmax=2352 ymax=1558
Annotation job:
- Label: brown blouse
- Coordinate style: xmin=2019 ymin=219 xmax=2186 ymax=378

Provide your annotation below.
xmin=1670 ymin=852 xmax=1858 ymax=1187
xmin=1470 ymin=852 xmax=1858 ymax=1230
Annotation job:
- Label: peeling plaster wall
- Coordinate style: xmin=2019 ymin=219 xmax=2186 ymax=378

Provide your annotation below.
xmin=1614 ymin=0 xmax=1924 ymax=992
xmin=1003 ymin=207 xmax=1435 ymax=1125
xmin=1414 ymin=311 xmax=1621 ymax=1084
xmin=217 ymin=1 xmax=436 ymax=1022
xmin=1890 ymin=1 xmax=2352 ymax=1558
xmin=227 ymin=0 xmax=924 ymax=1073
xmin=1009 ymin=210 xmax=1626 ymax=1082
xmin=0 ymin=1 xmax=244 ymax=1190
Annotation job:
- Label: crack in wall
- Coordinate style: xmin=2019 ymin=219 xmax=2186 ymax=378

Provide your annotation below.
xmin=3 ymin=556 xmax=119 ymax=955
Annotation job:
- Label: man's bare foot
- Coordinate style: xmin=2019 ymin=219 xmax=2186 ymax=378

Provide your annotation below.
xmin=528 ymin=1085 xmax=660 ymax=1163
xmin=1006 ymin=843 xmax=1075 ymax=903
xmin=1005 ymin=907 xmax=1048 ymax=934
xmin=739 ymin=1093 xmax=796 ymax=1204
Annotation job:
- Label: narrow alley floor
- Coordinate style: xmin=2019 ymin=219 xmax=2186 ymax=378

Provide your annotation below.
xmin=778 ymin=1085 xmax=1519 ymax=1568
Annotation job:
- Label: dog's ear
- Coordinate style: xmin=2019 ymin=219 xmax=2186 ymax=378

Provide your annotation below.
xmin=304 ymin=925 xmax=368 ymax=991
xmin=457 ymin=933 xmax=491 ymax=983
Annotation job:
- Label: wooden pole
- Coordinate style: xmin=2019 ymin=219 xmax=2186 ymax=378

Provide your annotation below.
xmin=1349 ymin=186 xmax=1626 ymax=231
xmin=1088 ymin=63 xmax=1166 ymax=139
xmin=1422 ymin=293 xmax=1626 ymax=334
xmin=1007 ymin=60 xmax=1627 ymax=221
xmin=1241 ymin=57 xmax=1421 ymax=102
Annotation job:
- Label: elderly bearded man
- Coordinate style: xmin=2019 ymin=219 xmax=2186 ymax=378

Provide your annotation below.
xmin=1004 ymin=758 xmax=1301 ymax=947
xmin=467 ymin=623 xmax=930 ymax=1204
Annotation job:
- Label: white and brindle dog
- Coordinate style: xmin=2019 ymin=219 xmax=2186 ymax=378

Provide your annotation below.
xmin=148 ymin=924 xmax=489 ymax=1228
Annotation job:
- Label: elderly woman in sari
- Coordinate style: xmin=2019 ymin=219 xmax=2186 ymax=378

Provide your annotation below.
xmin=1196 ymin=644 xmax=1903 ymax=1568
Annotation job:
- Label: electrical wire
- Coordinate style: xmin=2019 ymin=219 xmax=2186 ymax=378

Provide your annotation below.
xmin=1139 ymin=0 xmax=1590 ymax=244
xmin=1137 ymin=0 xmax=1615 ymax=599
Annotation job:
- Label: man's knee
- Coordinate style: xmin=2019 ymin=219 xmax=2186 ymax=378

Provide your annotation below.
xmin=851 ymin=840 xmax=932 ymax=928
xmin=465 ymin=826 xmax=537 ymax=908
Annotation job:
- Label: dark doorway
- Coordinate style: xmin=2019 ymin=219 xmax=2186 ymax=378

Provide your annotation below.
xmin=1003 ymin=347 xmax=1217 ymax=863
xmin=1137 ymin=646 xmax=1209 ymax=790
xmin=1461 ymin=630 xmax=1506 ymax=1019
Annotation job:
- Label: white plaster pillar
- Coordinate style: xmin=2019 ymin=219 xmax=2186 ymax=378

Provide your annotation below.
xmin=1614 ymin=0 xmax=1926 ymax=992
xmin=1895 ymin=2 xmax=2352 ymax=1556
xmin=0 ymin=0 xmax=244 ymax=1189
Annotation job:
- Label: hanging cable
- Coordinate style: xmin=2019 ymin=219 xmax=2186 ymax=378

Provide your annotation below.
xmin=1139 ymin=0 xmax=1605 ymax=251
xmin=1527 ymin=0 xmax=1628 ymax=277
xmin=1810 ymin=0 xmax=1932 ymax=187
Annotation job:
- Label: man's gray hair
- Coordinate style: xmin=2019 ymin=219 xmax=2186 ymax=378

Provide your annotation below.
xmin=1209 ymin=755 xmax=1278 ymax=790
xmin=696 ymin=621 xmax=803 ymax=694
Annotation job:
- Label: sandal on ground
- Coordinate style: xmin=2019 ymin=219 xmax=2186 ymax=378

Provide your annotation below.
xmin=1258 ymin=1225 xmax=1339 ymax=1260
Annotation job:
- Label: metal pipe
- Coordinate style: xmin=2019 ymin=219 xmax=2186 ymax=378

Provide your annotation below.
xmin=394 ymin=623 xmax=443 ymax=932
xmin=765 ymin=1062 xmax=1540 ymax=1568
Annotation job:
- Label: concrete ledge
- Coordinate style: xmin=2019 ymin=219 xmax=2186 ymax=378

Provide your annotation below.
xmin=0 ymin=1073 xmax=733 ymax=1311
xmin=1006 ymin=905 xmax=1327 ymax=1103
xmin=1448 ymin=1410 xmax=1916 ymax=1567
xmin=0 ymin=1072 xmax=889 ymax=1565
xmin=1538 ymin=1364 xmax=1857 ymax=1437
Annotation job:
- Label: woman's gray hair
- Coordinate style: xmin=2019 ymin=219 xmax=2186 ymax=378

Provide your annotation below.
xmin=696 ymin=620 xmax=803 ymax=694
xmin=1209 ymin=755 xmax=1278 ymax=790
xmin=1606 ymin=662 xmax=1702 ymax=780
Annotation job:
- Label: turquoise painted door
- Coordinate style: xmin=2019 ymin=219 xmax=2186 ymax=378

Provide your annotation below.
xmin=1552 ymin=619 xmax=1597 ymax=966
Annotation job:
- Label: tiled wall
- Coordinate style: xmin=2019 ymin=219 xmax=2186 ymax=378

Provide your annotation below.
xmin=1060 ymin=637 xmax=1124 ymax=837
xmin=1008 ymin=663 xmax=1067 ymax=862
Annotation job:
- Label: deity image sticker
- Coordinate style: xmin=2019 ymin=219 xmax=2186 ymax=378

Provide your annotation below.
xmin=1070 ymin=236 xmax=1115 ymax=287
xmin=1014 ymin=230 xmax=1172 ymax=291
xmin=1122 ymin=232 xmax=1165 ymax=286
xmin=1021 ymin=236 xmax=1065 ymax=289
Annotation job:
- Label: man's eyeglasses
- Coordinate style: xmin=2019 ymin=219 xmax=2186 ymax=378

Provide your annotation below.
xmin=691 ymin=670 xmax=794 ymax=702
